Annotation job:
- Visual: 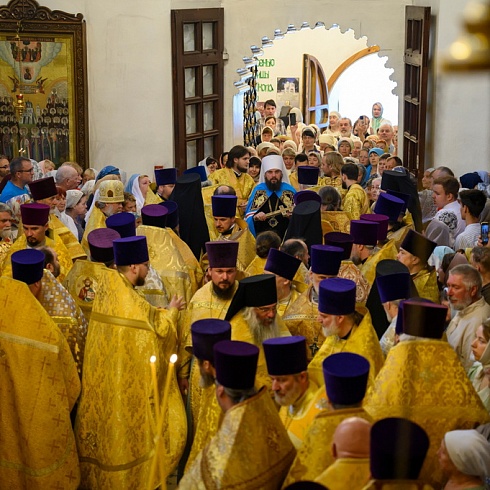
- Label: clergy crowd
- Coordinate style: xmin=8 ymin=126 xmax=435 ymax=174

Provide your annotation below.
xmin=1 ymin=101 xmax=490 ymax=490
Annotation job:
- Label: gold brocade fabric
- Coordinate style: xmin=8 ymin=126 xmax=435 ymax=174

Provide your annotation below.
xmin=277 ymin=287 xmax=300 ymax=318
xmin=184 ymin=383 xmax=224 ymax=472
xmin=179 ymin=281 xmax=237 ymax=437
xmin=230 ymin=310 xmax=292 ymax=390
xmin=0 ymin=239 xmax=11 ymax=264
xmin=386 ymin=223 xmax=412 ymax=250
xmin=308 ymin=307 xmax=384 ymax=390
xmin=62 ymin=259 xmax=109 ymax=323
xmin=320 ymin=175 xmax=343 ymax=194
xmin=339 ymin=260 xmax=370 ymax=304
xmin=412 ymin=268 xmax=440 ymax=303
xmin=0 ymin=276 xmax=81 ymax=489
xmin=167 ymin=228 xmax=203 ymax=295
xmin=38 ymin=269 xmax=88 ymax=377
xmin=342 ymin=184 xmax=370 ymax=221
xmin=136 ymin=264 xmax=169 ymax=308
xmin=364 ymin=339 xmax=490 ymax=487
xmin=1 ymin=234 xmax=72 ymax=283
xmin=208 ymin=168 xmax=256 ymax=218
xmin=293 ymin=262 xmax=310 ymax=293
xmin=75 ymin=268 xmax=186 ymax=489
xmin=321 ymin=210 xmax=352 ymax=234
xmin=283 ymin=286 xmax=324 ymax=362
xmin=145 ymin=187 xmax=162 ymax=205
xmin=279 ymin=381 xmax=323 ymax=449
xmin=283 ymin=407 xmax=372 ymax=487
xmin=180 ymin=387 xmax=296 ymax=490
xmin=244 ymin=255 xmax=266 ymax=276
xmin=361 ymin=481 xmax=434 ymax=490
xmin=315 ymin=458 xmax=371 ymax=490
xmin=81 ymin=206 xmax=106 ymax=255
xmin=359 ymin=240 xmax=398 ymax=287
xmin=202 ymin=184 xmax=220 ymax=240
xmin=49 ymin=214 xmax=87 ymax=261
xmin=218 ymin=218 xmax=256 ymax=270
xmin=137 ymin=225 xmax=194 ymax=302
xmin=289 ymin=171 xmax=300 ymax=191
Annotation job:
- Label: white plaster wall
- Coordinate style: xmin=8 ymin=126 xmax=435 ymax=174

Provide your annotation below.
xmin=38 ymin=0 xmax=489 ymax=181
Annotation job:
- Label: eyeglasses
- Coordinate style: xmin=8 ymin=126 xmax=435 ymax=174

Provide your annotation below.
xmin=18 ymin=168 xmax=34 ymax=173
xmin=0 ymin=165 xmax=9 ymax=169
xmin=255 ymin=305 xmax=277 ymax=313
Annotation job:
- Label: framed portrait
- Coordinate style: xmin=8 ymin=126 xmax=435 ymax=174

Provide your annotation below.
xmin=0 ymin=0 xmax=88 ymax=167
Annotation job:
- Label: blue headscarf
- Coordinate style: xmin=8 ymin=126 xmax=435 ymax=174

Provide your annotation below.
xmin=96 ymin=165 xmax=120 ymax=182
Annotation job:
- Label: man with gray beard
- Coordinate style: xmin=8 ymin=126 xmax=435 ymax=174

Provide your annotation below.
xmin=0 ymin=203 xmax=14 ymax=264
xmin=225 ymin=274 xmax=291 ymax=389
xmin=446 ymin=264 xmax=490 ymax=370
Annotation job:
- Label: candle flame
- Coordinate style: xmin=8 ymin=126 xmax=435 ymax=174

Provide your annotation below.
xmin=170 ymin=354 xmax=178 ymax=364
xmin=150 ymin=355 xmax=157 ymax=363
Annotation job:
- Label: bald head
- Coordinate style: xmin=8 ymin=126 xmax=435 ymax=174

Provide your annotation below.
xmin=332 ymin=417 xmax=371 ymax=460
xmin=55 ymin=164 xmax=81 ymax=191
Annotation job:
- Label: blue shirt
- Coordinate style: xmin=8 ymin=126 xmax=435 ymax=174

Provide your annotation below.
xmin=0 ymin=180 xmax=29 ymax=203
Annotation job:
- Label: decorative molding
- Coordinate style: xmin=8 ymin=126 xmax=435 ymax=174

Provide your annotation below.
xmin=0 ymin=0 xmax=83 ymax=22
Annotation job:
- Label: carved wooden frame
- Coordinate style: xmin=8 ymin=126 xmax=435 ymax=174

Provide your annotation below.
xmin=0 ymin=0 xmax=88 ymax=166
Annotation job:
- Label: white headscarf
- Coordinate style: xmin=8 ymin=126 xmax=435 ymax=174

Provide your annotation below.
xmin=445 ymin=430 xmax=490 ymax=481
xmin=66 ymin=190 xmax=84 ymax=210
xmin=84 ymin=188 xmax=100 ymax=224
xmin=125 ymin=174 xmax=145 ymax=214
xmin=258 ymin=155 xmax=291 ymax=185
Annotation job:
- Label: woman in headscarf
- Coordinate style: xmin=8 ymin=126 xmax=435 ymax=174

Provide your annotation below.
xmin=124 ymin=173 xmax=161 ymax=214
xmin=371 ymin=102 xmax=389 ymax=134
xmin=469 ymin=319 xmax=490 ymax=412
xmin=438 ymin=430 xmax=490 ymax=489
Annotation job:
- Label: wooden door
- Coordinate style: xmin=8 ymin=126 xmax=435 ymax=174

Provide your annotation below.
xmin=171 ymin=9 xmax=224 ymax=173
xmin=302 ymin=54 xmax=329 ymax=131
xmin=403 ymin=6 xmax=431 ymax=185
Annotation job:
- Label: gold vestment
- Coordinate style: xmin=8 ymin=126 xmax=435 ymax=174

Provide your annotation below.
xmin=0 ymin=239 xmax=11 ymax=264
xmin=1 ymin=234 xmax=72 ymax=283
xmin=38 ymin=269 xmax=87 ymax=377
xmin=208 ymin=168 xmax=256 ymax=218
xmin=412 ymin=268 xmax=440 ymax=303
xmin=49 ymin=213 xmax=86 ymax=261
xmin=386 ymin=222 xmax=412 ymax=249
xmin=279 ymin=381 xmax=322 ymax=449
xmin=283 ymin=407 xmax=372 ymax=486
xmin=277 ymin=286 xmax=300 ymax=318
xmin=179 ymin=280 xmax=237 ymax=458
xmin=359 ymin=240 xmax=398 ymax=287
xmin=230 ymin=309 xmax=291 ymax=390
xmin=62 ymin=259 xmax=109 ymax=323
xmin=81 ymin=206 xmax=106 ymax=254
xmin=137 ymin=224 xmax=194 ymax=302
xmin=0 ymin=276 xmax=81 ymax=489
xmin=339 ymin=260 xmax=370 ymax=304
xmin=321 ymin=210 xmax=352 ymax=235
xmin=308 ymin=307 xmax=384 ymax=390
xmin=316 ymin=458 xmax=371 ymax=490
xmin=244 ymin=255 xmax=266 ymax=276
xmin=364 ymin=339 xmax=490 ymax=487
xmin=283 ymin=286 xmax=324 ymax=362
xmin=342 ymin=184 xmax=370 ymax=220
xmin=75 ymin=268 xmax=186 ymax=489
xmin=180 ymin=386 xmax=296 ymax=489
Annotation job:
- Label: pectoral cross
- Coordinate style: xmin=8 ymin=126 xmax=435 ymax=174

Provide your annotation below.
xmin=309 ymin=337 xmax=320 ymax=358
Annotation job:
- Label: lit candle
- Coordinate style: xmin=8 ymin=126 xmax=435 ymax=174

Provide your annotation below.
xmin=147 ymin=354 xmax=178 ymax=490
xmin=149 ymin=355 xmax=160 ymax=423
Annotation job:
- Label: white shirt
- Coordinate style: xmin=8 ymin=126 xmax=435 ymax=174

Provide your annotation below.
xmin=454 ymin=223 xmax=481 ymax=250
xmin=434 ymin=200 xmax=466 ymax=247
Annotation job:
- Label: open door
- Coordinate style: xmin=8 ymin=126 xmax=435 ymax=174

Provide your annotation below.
xmin=302 ymin=54 xmax=329 ymax=130
xmin=403 ymin=6 xmax=431 ymax=185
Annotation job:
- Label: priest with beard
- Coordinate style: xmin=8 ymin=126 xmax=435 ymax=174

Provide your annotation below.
xmin=245 ymin=154 xmax=296 ymax=238
xmin=225 ymin=274 xmax=291 ymax=390
xmin=179 ymin=240 xmax=240 ymax=440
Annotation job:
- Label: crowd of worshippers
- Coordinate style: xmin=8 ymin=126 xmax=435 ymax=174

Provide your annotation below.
xmin=1 ymin=102 xmax=490 ymax=490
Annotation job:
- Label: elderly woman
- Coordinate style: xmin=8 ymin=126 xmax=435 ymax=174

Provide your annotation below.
xmin=64 ymin=189 xmax=87 ymax=241
xmin=469 ymin=319 xmax=490 ymax=411
xmin=420 ymin=168 xmax=437 ymax=223
xmin=438 ymin=430 xmax=490 ymax=489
